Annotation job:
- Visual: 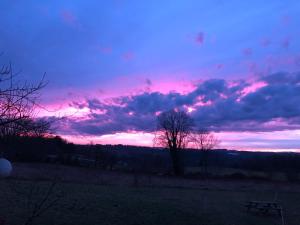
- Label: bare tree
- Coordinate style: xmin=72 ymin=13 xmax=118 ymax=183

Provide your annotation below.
xmin=190 ymin=130 xmax=219 ymax=175
xmin=0 ymin=60 xmax=47 ymax=139
xmin=0 ymin=118 xmax=51 ymax=138
xmin=155 ymin=110 xmax=193 ymax=176
xmin=23 ymin=118 xmax=51 ymax=137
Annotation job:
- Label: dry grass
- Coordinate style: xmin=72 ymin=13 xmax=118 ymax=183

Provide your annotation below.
xmin=0 ymin=163 xmax=299 ymax=225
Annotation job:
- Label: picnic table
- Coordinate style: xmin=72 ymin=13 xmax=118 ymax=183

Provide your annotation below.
xmin=245 ymin=201 xmax=282 ymax=216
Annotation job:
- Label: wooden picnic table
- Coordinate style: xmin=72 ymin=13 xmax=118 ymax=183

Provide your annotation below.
xmin=245 ymin=200 xmax=282 ymax=216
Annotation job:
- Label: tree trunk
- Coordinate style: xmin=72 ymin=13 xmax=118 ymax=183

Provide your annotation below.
xmin=201 ymin=150 xmax=209 ymax=178
xmin=170 ymin=148 xmax=184 ymax=176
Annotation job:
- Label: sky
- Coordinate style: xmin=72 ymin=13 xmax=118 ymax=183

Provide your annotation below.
xmin=0 ymin=0 xmax=300 ymax=151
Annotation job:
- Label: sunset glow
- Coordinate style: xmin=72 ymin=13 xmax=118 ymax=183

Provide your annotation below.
xmin=1 ymin=0 xmax=300 ymax=151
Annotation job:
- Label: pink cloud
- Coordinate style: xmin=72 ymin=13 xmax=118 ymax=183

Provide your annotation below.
xmin=155 ymin=111 xmax=162 ymax=116
xmin=240 ymin=81 xmax=268 ymax=98
xmin=151 ymin=79 xmax=195 ymax=94
xmin=40 ymin=72 xmax=300 ymax=152
xmin=38 ymin=101 xmax=90 ymax=119
xmin=61 ymin=132 xmax=154 ymax=146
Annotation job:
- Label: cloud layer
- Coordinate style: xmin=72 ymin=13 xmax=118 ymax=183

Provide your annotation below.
xmin=51 ymin=71 xmax=300 ymax=136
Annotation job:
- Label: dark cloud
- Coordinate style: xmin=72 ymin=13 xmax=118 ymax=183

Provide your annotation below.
xmin=51 ymin=72 xmax=300 ymax=135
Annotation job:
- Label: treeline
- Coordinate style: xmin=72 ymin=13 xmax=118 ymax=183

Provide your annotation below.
xmin=0 ymin=136 xmax=75 ymax=162
xmin=2 ymin=135 xmax=300 ymax=178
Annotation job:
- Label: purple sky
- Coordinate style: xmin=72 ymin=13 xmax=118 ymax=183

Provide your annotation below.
xmin=1 ymin=0 xmax=300 ymax=151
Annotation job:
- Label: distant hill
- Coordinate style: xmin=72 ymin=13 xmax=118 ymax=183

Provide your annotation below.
xmin=2 ymin=136 xmax=300 ymax=178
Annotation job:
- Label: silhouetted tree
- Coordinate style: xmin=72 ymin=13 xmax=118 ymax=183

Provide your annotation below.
xmin=190 ymin=130 xmax=219 ymax=175
xmin=155 ymin=110 xmax=193 ymax=176
xmin=0 ymin=118 xmax=51 ymax=138
xmin=0 ymin=60 xmax=47 ymax=140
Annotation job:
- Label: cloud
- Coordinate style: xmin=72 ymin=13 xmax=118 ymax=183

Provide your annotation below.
xmin=193 ymin=72 xmax=300 ymax=131
xmin=49 ymin=71 xmax=300 ymax=136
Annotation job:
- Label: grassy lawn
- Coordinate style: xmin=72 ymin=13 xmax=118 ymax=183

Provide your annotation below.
xmin=1 ymin=177 xmax=300 ymax=225
xmin=0 ymin=163 xmax=299 ymax=225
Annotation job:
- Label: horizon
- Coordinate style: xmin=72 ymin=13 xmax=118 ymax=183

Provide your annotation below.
xmin=61 ymin=132 xmax=300 ymax=153
xmin=1 ymin=0 xmax=300 ymax=152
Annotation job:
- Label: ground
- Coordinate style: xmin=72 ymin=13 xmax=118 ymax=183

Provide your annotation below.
xmin=0 ymin=163 xmax=299 ymax=225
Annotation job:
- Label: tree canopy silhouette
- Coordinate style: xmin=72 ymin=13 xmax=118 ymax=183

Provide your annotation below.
xmin=190 ymin=129 xmax=219 ymax=175
xmin=155 ymin=109 xmax=193 ymax=175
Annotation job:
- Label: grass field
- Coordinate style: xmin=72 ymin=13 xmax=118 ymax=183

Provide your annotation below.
xmin=0 ymin=163 xmax=300 ymax=225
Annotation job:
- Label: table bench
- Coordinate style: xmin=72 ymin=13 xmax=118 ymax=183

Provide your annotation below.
xmin=245 ymin=201 xmax=282 ymax=216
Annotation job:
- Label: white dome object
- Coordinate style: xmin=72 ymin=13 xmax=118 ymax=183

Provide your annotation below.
xmin=0 ymin=158 xmax=12 ymax=178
